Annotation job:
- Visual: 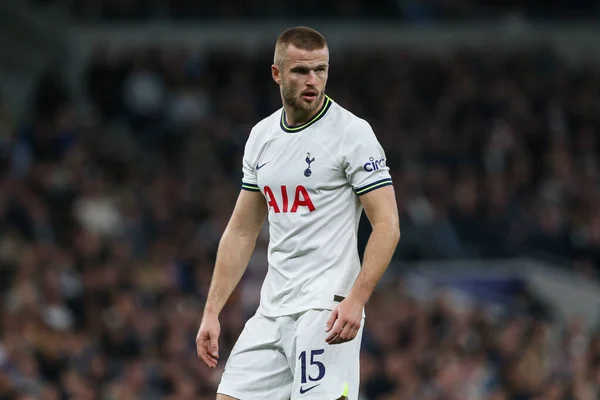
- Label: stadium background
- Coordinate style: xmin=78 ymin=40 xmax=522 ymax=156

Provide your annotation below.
xmin=1 ymin=1 xmax=600 ymax=399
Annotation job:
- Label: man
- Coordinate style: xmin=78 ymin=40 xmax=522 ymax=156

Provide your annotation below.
xmin=196 ymin=26 xmax=400 ymax=400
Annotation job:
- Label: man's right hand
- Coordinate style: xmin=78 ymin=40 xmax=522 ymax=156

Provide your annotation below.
xmin=196 ymin=313 xmax=221 ymax=368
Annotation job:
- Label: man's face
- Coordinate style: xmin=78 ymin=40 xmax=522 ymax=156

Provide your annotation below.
xmin=272 ymin=45 xmax=329 ymax=114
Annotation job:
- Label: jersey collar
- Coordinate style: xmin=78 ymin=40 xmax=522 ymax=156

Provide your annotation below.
xmin=280 ymin=95 xmax=332 ymax=133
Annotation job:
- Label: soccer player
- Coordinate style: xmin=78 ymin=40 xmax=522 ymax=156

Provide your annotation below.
xmin=196 ymin=26 xmax=400 ymax=400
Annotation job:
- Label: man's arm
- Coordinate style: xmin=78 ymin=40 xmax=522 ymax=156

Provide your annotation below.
xmin=349 ymin=185 xmax=400 ymax=304
xmin=204 ymin=190 xmax=268 ymax=316
xmin=326 ymin=185 xmax=400 ymax=344
xmin=197 ymin=189 xmax=267 ymax=367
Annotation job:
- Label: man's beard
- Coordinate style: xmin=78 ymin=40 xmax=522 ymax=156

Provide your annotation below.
xmin=282 ymin=84 xmax=324 ymax=114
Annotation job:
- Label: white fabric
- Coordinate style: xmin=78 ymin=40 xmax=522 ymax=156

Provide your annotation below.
xmin=218 ymin=309 xmax=363 ymax=400
xmin=241 ymin=97 xmax=392 ymax=317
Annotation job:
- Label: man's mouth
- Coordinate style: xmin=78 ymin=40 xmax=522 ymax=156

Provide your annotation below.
xmin=301 ymin=90 xmax=318 ymax=101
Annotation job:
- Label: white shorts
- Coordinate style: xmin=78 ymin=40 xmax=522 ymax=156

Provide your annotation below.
xmin=217 ymin=309 xmax=364 ymax=400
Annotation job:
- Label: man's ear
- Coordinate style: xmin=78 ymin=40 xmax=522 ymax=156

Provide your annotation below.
xmin=271 ymin=64 xmax=282 ymax=85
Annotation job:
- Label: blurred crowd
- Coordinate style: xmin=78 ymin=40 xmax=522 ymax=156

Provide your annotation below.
xmin=360 ymin=282 xmax=600 ymax=400
xmin=30 ymin=0 xmax=600 ymax=21
xmin=0 ymin=41 xmax=599 ymax=399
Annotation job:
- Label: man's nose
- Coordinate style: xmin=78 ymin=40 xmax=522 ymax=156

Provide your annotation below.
xmin=306 ymin=70 xmax=318 ymax=86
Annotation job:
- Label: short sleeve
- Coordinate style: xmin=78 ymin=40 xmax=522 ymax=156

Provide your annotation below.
xmin=341 ymin=119 xmax=393 ymax=196
xmin=241 ymin=131 xmax=260 ymax=192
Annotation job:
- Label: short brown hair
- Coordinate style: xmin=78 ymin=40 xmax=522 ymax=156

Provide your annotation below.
xmin=274 ymin=26 xmax=328 ymax=66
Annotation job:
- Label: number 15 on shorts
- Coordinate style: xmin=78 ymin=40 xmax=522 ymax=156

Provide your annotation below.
xmin=298 ymin=349 xmax=325 ymax=394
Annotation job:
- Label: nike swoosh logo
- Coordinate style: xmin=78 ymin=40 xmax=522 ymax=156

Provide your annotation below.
xmin=299 ymin=384 xmax=319 ymax=394
xmin=256 ymin=162 xmax=269 ymax=170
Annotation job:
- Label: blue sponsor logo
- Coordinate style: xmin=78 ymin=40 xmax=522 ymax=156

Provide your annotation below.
xmin=363 ymin=157 xmax=386 ymax=172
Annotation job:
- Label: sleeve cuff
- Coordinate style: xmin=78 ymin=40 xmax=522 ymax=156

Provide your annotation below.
xmin=241 ymin=182 xmax=260 ymax=192
xmin=354 ymin=178 xmax=393 ymax=196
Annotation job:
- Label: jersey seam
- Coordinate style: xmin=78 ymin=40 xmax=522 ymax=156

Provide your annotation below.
xmin=339 ymin=118 xmax=366 ymax=182
xmin=243 ymin=123 xmax=283 ymax=185
xmin=305 ymin=130 xmax=342 ymax=169
xmin=254 ymin=121 xmax=341 ymax=171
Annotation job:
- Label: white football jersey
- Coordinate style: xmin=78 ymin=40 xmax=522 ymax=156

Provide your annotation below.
xmin=241 ymin=95 xmax=392 ymax=317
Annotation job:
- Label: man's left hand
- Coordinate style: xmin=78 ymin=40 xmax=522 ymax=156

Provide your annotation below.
xmin=325 ymin=296 xmax=364 ymax=345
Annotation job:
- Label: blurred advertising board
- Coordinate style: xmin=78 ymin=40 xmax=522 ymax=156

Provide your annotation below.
xmin=399 ymin=258 xmax=600 ymax=329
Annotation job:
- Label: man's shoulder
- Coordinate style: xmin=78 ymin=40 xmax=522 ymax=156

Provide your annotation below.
xmin=328 ymin=99 xmax=370 ymax=133
xmin=245 ymin=108 xmax=282 ymax=147
xmin=252 ymin=108 xmax=282 ymax=134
